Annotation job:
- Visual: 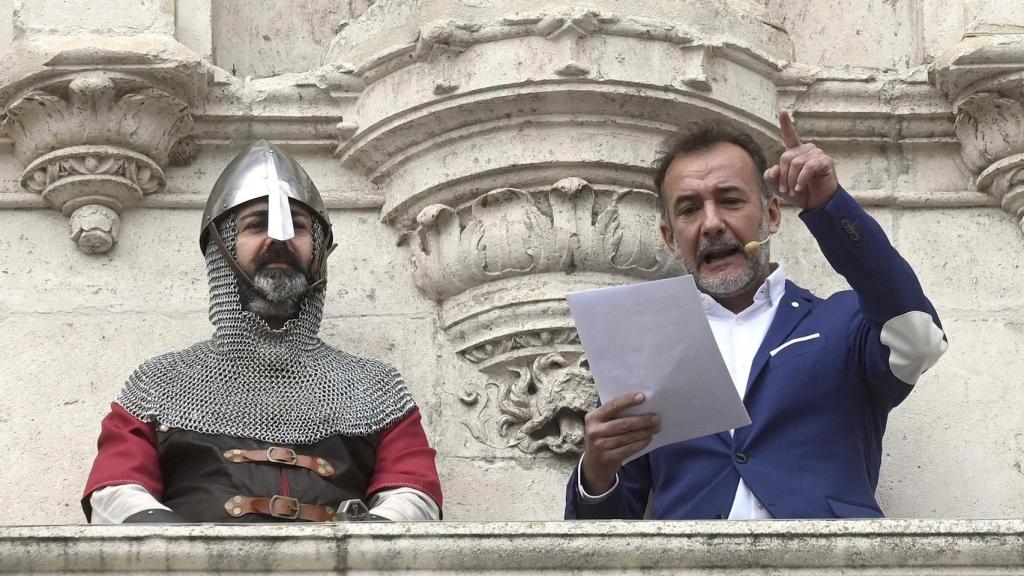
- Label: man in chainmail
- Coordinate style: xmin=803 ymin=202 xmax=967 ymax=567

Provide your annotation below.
xmin=82 ymin=141 xmax=442 ymax=523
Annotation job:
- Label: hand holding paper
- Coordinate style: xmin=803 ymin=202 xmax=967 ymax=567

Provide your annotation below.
xmin=568 ymin=275 xmax=751 ymax=485
xmin=581 ymin=392 xmax=661 ymax=495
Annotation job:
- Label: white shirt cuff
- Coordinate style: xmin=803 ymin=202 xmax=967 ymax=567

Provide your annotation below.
xmin=89 ymin=484 xmax=171 ymax=524
xmin=576 ymin=453 xmax=620 ymax=502
xmin=367 ymin=487 xmax=440 ymax=521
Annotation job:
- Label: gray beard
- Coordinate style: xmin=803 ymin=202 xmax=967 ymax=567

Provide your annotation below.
xmin=677 ymin=217 xmax=771 ymax=300
xmin=239 ymin=267 xmax=309 ymax=323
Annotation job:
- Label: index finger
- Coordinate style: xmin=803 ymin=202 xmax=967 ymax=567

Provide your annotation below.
xmin=779 ymin=109 xmax=802 ymax=149
xmin=596 ymin=392 xmax=648 ymax=419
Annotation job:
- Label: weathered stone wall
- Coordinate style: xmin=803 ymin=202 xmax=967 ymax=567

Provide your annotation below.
xmin=0 ymin=0 xmax=1022 ymax=527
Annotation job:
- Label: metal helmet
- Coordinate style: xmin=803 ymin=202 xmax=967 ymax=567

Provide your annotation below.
xmin=200 ymin=140 xmax=335 ymax=289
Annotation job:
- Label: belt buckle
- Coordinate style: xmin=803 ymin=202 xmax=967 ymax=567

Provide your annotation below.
xmin=269 ymin=495 xmax=301 ymax=520
xmin=266 ymin=447 xmax=298 ymax=465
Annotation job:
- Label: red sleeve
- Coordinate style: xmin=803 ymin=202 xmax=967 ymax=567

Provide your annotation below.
xmin=366 ymin=408 xmax=443 ymax=509
xmin=81 ymin=402 xmax=164 ymax=521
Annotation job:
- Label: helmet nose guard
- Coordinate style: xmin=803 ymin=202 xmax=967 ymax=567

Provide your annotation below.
xmin=199 ymin=140 xmax=336 ymax=290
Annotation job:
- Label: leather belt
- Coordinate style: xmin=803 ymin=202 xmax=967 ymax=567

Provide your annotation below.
xmin=224 ymin=495 xmax=335 ymax=522
xmin=223 ymin=447 xmax=336 ymax=477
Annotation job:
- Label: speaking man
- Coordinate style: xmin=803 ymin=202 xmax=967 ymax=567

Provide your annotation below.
xmin=83 ymin=141 xmax=442 ymax=523
xmin=565 ymin=111 xmax=947 ymax=519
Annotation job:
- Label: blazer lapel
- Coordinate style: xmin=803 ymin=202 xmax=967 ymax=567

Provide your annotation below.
xmin=711 ymin=281 xmax=816 ymax=449
xmin=744 ymin=280 xmax=815 ymax=396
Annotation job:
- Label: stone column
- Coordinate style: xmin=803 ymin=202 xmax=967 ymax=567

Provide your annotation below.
xmin=328 ymin=0 xmax=794 ymax=457
xmin=931 ymin=0 xmax=1024 ymax=231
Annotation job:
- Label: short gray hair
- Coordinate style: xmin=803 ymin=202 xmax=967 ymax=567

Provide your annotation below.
xmin=653 ymin=122 xmax=773 ymax=221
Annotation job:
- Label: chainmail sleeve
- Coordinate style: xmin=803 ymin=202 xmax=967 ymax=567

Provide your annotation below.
xmin=115 ymin=357 xmax=166 ymax=423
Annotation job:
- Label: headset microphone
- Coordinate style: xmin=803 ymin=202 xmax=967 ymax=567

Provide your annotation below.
xmin=743 ymin=234 xmax=773 ymax=255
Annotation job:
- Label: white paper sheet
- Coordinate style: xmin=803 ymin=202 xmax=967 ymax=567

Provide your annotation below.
xmin=567 ymin=275 xmax=751 ymax=462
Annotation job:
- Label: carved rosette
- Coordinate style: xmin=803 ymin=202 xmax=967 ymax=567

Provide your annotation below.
xmin=2 ymin=72 xmax=193 ymax=253
xmin=401 ymin=177 xmax=681 ymax=454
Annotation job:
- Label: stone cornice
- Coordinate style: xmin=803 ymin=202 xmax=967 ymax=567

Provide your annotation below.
xmin=931 ymin=34 xmax=1024 ymax=101
xmin=0 ymin=65 xmax=969 ymax=213
xmin=0 ymin=34 xmax=210 ymax=106
xmin=0 ymin=70 xmax=984 ymax=213
xmin=782 ymin=68 xmax=957 ymax=142
xmin=339 ymin=7 xmax=790 ymax=84
xmin=1 ymin=520 xmax=1021 ymax=573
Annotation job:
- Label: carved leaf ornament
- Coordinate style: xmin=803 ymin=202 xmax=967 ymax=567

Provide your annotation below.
xmin=2 ymin=72 xmax=193 ymax=253
xmin=406 ymin=177 xmax=678 ymax=300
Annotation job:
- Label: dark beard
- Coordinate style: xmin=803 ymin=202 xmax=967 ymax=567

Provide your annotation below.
xmin=239 ymin=267 xmax=309 ymax=324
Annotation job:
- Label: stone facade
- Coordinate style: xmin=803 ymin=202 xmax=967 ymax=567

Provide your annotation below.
xmin=0 ymin=0 xmax=1022 ymax=530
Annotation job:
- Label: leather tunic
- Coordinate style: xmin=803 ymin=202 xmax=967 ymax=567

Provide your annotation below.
xmin=157 ymin=427 xmax=377 ymax=522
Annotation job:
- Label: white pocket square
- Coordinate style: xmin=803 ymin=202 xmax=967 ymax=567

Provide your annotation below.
xmin=769 ymin=333 xmax=822 ymax=357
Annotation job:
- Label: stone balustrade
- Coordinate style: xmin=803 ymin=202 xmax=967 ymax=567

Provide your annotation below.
xmin=1 ymin=520 xmax=1021 ymax=574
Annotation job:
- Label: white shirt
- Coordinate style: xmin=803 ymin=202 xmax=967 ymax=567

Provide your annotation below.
xmin=579 ymin=266 xmax=788 ymax=519
xmin=704 ymin=265 xmax=786 ymax=519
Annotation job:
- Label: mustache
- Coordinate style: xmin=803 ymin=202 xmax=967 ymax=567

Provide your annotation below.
xmin=254 ymin=243 xmax=305 ymax=272
xmin=697 ymin=236 xmax=743 ymax=260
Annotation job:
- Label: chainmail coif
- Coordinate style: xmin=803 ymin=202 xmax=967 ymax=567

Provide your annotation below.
xmin=116 ymin=214 xmax=416 ymax=443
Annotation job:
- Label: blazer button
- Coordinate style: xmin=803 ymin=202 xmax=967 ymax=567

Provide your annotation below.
xmin=734 ymin=452 xmax=748 ymax=464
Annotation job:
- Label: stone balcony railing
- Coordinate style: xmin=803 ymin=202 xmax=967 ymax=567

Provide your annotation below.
xmin=1 ymin=520 xmax=1022 ymax=574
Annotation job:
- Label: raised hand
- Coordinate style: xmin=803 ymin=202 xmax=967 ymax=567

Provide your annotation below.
xmin=581 ymin=392 xmax=661 ymax=494
xmin=763 ymin=110 xmax=839 ymax=211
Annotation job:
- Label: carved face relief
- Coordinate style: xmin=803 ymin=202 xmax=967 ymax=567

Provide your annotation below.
xmin=514 ymin=352 xmax=598 ymax=452
xmin=461 ymin=349 xmax=598 ymax=455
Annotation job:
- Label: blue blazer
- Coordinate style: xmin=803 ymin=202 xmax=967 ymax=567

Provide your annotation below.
xmin=565 ymin=187 xmax=947 ymax=520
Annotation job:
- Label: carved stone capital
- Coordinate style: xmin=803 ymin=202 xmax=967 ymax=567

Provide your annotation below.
xmin=2 ymin=71 xmax=193 ymax=253
xmin=401 ymin=177 xmax=680 ymax=454
xmin=954 ymin=88 xmax=1024 ymax=175
xmin=339 ymin=3 xmax=788 ymax=454
xmin=931 ymin=33 xmax=1024 ymax=227
xmin=405 ymin=178 xmax=678 ymax=301
xmin=4 ymin=72 xmax=193 ymax=165
xmin=941 ymin=73 xmax=1024 ymax=227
